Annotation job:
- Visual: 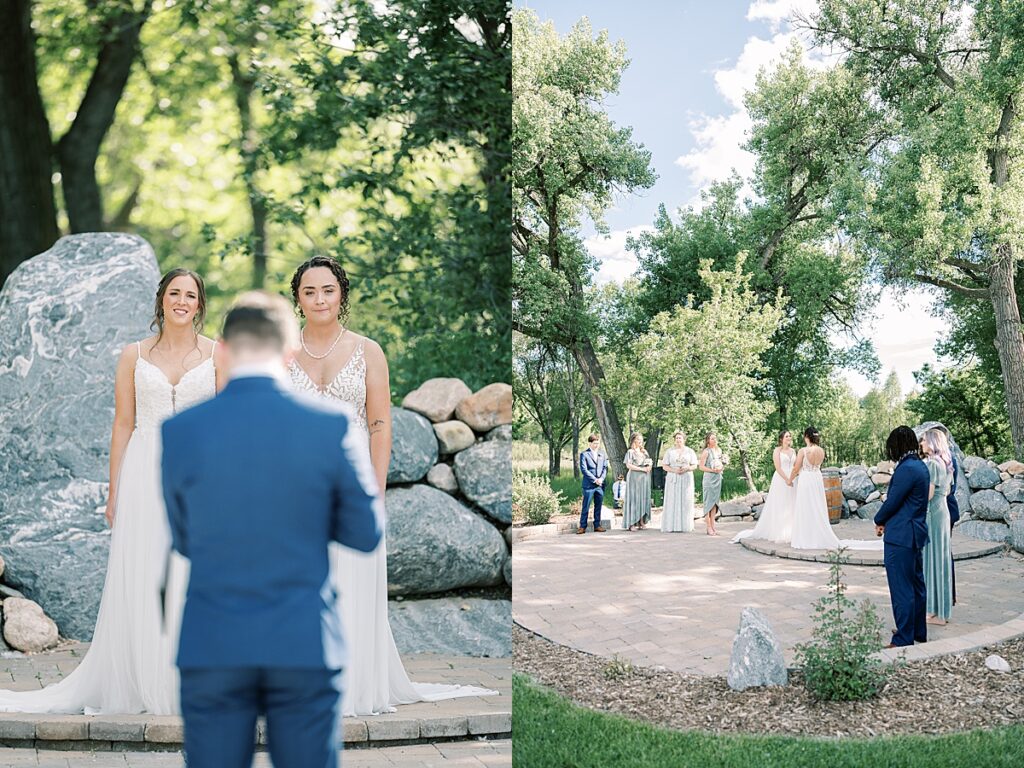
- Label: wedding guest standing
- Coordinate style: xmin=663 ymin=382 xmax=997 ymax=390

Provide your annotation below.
xmin=874 ymin=426 xmax=930 ymax=647
xmin=661 ymin=431 xmax=698 ymax=533
xmin=920 ymin=428 xmax=953 ymax=625
xmin=699 ymin=432 xmax=725 ymax=536
xmin=623 ymin=432 xmax=652 ymax=531
xmin=612 ymin=474 xmax=626 ymax=509
xmin=578 ymin=434 xmax=608 ymax=534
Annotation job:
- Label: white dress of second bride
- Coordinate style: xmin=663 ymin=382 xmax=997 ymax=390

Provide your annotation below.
xmin=288 ymin=341 xmax=496 ymax=717
xmin=790 ymin=453 xmax=882 ymax=552
xmin=731 ymin=449 xmax=796 ymax=544
xmin=0 ymin=344 xmax=208 ymax=714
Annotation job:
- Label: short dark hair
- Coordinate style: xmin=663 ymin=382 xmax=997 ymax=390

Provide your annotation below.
xmin=222 ymin=291 xmax=298 ymax=352
xmin=885 ymin=426 xmax=920 ymax=462
xmin=588 ymin=433 xmax=600 ymax=443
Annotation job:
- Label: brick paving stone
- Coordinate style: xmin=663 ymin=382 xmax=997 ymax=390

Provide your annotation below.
xmin=514 ymin=516 xmax=1024 ymax=675
xmin=89 ymin=718 xmax=147 ymax=743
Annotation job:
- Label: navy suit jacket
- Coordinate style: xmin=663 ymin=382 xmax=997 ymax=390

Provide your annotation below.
xmin=947 ymin=453 xmax=961 ymax=525
xmin=579 ymin=449 xmax=608 ymax=490
xmin=161 ymin=375 xmax=382 ymax=671
xmin=874 ymin=454 xmax=930 ymax=549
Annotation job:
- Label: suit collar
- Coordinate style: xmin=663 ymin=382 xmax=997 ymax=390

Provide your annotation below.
xmin=221 ymin=375 xmax=285 ymax=397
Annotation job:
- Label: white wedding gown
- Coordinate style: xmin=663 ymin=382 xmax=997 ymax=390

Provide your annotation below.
xmin=790 ymin=456 xmax=883 ymax=552
xmin=288 ymin=341 xmax=495 ymax=716
xmin=732 ymin=450 xmax=796 ymax=544
xmin=0 ymin=346 xmax=208 ymax=714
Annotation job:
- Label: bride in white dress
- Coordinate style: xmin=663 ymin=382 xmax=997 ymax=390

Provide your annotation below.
xmin=0 ymin=269 xmax=219 ymax=714
xmin=732 ymin=430 xmax=796 ymax=543
xmin=790 ymin=427 xmax=882 ymax=552
xmin=288 ymin=256 xmax=494 ymax=716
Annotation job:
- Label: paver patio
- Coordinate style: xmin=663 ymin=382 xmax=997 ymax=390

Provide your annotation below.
xmin=513 ymin=515 xmax=1024 ymax=675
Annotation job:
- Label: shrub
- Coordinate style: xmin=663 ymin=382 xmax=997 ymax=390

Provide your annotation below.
xmin=794 ymin=548 xmax=889 ymax=701
xmin=513 ymin=471 xmax=563 ymax=526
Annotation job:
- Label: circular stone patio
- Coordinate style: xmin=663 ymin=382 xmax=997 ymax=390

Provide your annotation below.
xmin=512 ymin=514 xmax=1024 ymax=676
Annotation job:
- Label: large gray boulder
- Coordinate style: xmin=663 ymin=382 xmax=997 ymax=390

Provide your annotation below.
xmin=1010 ymin=520 xmax=1024 ymax=555
xmin=727 ymin=607 xmax=787 ymax=691
xmin=961 ymin=455 xmax=990 ymax=475
xmin=969 ymin=489 xmax=1011 ymax=522
xmin=387 ymin=408 xmax=439 ymax=484
xmin=386 ymin=485 xmax=507 ymax=595
xmin=996 ymin=479 xmax=1024 ymax=503
xmin=0 ymin=233 xmax=159 ymax=639
xmin=389 ymin=597 xmax=510 ymax=657
xmin=967 ymin=465 xmax=1001 ymax=490
xmin=957 ymin=519 xmax=1011 ymax=543
xmin=856 ymin=500 xmax=883 ymax=521
xmin=454 ymin=440 xmax=512 ymax=524
xmin=842 ymin=470 xmax=876 ymax=503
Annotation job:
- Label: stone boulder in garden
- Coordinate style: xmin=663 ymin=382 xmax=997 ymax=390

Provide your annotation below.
xmin=454 ymin=440 xmax=512 ymax=524
xmin=969 ymin=489 xmax=1010 ymax=522
xmin=0 ymin=233 xmax=160 ymax=640
xmin=387 ymin=408 xmax=438 ymax=484
xmin=401 ymin=378 xmax=473 ymax=423
xmin=455 ymin=383 xmax=512 ymax=433
xmin=727 ymin=607 xmax=787 ymax=691
xmin=842 ymin=470 xmax=876 ymax=503
xmin=2 ymin=597 xmax=59 ymax=652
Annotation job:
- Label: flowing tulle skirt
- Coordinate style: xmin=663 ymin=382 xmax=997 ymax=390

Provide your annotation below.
xmin=732 ymin=471 xmax=795 ymax=544
xmin=0 ymin=428 xmax=184 ymax=714
xmin=790 ymin=471 xmax=883 ymax=552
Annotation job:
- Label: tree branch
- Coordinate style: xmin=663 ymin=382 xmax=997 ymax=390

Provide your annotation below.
xmin=912 ymin=272 xmax=989 ymax=298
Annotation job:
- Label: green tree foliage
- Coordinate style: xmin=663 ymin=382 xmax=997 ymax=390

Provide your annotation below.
xmin=513 ymin=332 xmax=594 ymax=476
xmin=4 ymin=0 xmax=508 ymax=395
xmin=908 ymin=363 xmax=1013 ymax=457
xmin=805 ymin=0 xmax=1024 ymax=457
xmin=606 ymin=256 xmax=785 ymax=489
xmin=512 ymin=9 xmax=656 ymax=474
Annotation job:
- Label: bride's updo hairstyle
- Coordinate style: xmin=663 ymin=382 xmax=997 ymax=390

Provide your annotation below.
xmin=886 ymin=425 xmax=921 ymax=463
xmin=150 ymin=268 xmax=207 ymax=337
xmin=803 ymin=426 xmax=821 ymax=445
xmin=289 ymin=254 xmax=351 ymax=324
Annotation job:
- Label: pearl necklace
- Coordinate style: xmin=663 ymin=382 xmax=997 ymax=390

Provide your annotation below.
xmin=301 ymin=327 xmax=346 ymax=360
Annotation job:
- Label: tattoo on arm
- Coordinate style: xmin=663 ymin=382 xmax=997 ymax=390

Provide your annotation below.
xmin=369 ymin=418 xmax=386 ymax=434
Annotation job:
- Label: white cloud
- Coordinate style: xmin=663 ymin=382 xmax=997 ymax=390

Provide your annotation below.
xmin=675 ymin=3 xmax=827 ymax=207
xmin=840 ymin=286 xmax=950 ymax=397
xmin=747 ymin=0 xmax=819 ymax=33
xmin=584 ymin=227 xmax=653 ymax=285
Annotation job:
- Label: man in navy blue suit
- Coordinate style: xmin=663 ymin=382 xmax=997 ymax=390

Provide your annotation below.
xmin=161 ymin=292 xmax=382 ymax=768
xmin=578 ymin=433 xmax=608 ymax=534
xmin=874 ymin=426 xmax=930 ymax=647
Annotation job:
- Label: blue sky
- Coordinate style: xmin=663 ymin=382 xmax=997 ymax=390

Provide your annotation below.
xmin=521 ymin=0 xmax=948 ymax=396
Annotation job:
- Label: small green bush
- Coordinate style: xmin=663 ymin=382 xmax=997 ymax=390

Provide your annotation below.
xmin=513 ymin=471 xmax=564 ymax=526
xmin=794 ymin=548 xmax=889 ymax=701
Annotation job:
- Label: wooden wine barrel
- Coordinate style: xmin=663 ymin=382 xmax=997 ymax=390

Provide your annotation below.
xmin=823 ymin=472 xmax=843 ymax=525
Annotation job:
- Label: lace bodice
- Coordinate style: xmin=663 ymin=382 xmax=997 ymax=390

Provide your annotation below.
xmin=801 ymin=449 xmax=823 ymax=473
xmin=134 ymin=351 xmax=216 ymax=431
xmin=287 ymin=341 xmax=367 ymax=433
xmin=777 ymin=449 xmax=796 ymax=474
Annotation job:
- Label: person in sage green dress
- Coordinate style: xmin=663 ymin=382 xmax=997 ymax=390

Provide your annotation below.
xmin=623 ymin=432 xmax=652 ymax=531
xmin=920 ymin=427 xmax=953 ymax=624
xmin=699 ymin=432 xmax=725 ymax=536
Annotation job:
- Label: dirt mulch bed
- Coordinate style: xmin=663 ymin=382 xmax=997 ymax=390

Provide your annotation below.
xmin=514 ymin=623 xmax=1024 ymax=738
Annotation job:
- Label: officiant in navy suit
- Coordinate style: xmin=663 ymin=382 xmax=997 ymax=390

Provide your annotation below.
xmin=578 ymin=433 xmax=608 ymax=534
xmin=874 ymin=426 xmax=931 ymax=647
xmin=161 ymin=292 xmax=382 ymax=768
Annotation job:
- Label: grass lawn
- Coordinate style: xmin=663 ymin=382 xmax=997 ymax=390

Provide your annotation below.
xmin=513 ymin=675 xmax=1024 ymax=768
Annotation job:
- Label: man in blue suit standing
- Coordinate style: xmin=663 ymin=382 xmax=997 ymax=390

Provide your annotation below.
xmin=578 ymin=433 xmax=608 ymax=534
xmin=874 ymin=426 xmax=930 ymax=648
xmin=161 ymin=292 xmax=382 ymax=768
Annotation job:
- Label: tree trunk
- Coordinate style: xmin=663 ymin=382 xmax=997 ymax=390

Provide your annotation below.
xmin=0 ymin=0 xmax=59 ymax=286
xmin=987 ymin=97 xmax=1024 ymax=459
xmin=572 ymin=338 xmax=627 ymax=479
xmin=547 ymin=441 xmax=561 ymax=477
xmin=988 ymin=248 xmax=1024 ymax=458
xmin=229 ymin=54 xmax=268 ymax=289
xmin=57 ymin=1 xmax=150 ymax=233
xmin=738 ymin=448 xmax=757 ymax=493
